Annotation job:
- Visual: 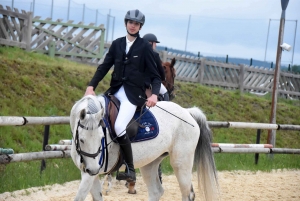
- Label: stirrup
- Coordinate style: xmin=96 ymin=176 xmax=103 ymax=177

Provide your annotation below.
xmin=116 ymin=169 xmax=136 ymax=182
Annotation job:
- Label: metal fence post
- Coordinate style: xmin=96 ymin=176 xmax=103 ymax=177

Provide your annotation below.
xmin=40 ymin=125 xmax=50 ymax=173
xmin=255 ymin=129 xmax=261 ymax=164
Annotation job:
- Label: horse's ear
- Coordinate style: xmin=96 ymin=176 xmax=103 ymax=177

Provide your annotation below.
xmin=80 ymin=109 xmax=86 ymax=120
xmin=171 ymin=58 xmax=176 ymax=67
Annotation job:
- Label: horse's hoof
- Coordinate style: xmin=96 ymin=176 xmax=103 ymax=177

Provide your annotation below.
xmin=128 ymin=189 xmax=137 ymax=194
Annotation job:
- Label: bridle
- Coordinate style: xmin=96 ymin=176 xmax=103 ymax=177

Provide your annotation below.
xmin=74 ymin=117 xmax=108 ymax=172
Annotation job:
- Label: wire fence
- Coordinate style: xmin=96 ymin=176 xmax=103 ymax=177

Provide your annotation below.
xmin=1 ymin=0 xmax=299 ymax=67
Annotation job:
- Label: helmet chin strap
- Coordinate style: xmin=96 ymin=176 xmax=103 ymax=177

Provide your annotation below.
xmin=127 ymin=30 xmax=140 ymax=37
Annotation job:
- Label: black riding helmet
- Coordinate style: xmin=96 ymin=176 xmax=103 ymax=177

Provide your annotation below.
xmin=124 ymin=9 xmax=145 ymax=26
xmin=143 ymin=33 xmax=160 ymax=43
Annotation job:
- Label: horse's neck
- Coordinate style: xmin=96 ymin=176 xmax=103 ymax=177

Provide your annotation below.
xmin=100 ymin=128 xmax=121 ymax=174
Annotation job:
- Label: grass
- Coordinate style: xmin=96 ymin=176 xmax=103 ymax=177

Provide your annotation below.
xmin=0 ymin=46 xmax=300 ymax=193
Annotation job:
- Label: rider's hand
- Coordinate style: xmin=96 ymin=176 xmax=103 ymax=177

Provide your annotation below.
xmin=146 ymin=94 xmax=158 ymax=107
xmin=84 ymin=86 xmax=96 ymax=96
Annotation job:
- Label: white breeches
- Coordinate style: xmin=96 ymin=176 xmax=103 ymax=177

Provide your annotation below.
xmin=113 ymin=86 xmax=137 ymax=137
xmin=159 ymin=83 xmax=167 ymax=94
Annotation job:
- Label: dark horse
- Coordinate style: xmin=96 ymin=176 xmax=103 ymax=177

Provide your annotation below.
xmin=162 ymin=58 xmax=176 ymax=100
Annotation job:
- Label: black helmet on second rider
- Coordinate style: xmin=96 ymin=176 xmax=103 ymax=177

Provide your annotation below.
xmin=124 ymin=9 xmax=145 ymax=26
xmin=143 ymin=33 xmax=160 ymax=43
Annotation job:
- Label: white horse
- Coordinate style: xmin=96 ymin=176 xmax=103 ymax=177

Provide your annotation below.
xmin=70 ymin=94 xmax=219 ymax=201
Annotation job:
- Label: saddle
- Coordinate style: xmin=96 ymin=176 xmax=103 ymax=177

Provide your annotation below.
xmin=106 ymin=95 xmax=141 ymax=140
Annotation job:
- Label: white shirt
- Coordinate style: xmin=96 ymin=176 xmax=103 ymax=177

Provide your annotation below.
xmin=126 ymin=36 xmax=137 ymax=54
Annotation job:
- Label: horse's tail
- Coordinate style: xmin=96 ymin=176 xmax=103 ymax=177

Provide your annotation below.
xmin=187 ymin=107 xmax=219 ymax=201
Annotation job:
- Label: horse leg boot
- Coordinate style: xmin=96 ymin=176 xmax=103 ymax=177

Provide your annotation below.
xmin=163 ymin=92 xmax=169 ymax=101
xmin=116 ymin=134 xmax=136 ymax=182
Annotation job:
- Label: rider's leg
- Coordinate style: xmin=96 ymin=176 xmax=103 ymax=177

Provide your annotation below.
xmin=159 ymin=84 xmax=169 ymax=101
xmin=114 ymin=86 xmax=137 ymax=182
xmin=163 ymin=92 xmax=169 ymax=101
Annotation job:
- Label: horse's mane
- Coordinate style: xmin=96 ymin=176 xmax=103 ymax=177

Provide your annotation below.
xmin=72 ymin=95 xmax=104 ymax=128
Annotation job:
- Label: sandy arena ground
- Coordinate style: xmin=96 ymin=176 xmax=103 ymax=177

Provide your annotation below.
xmin=1 ymin=170 xmax=300 ymax=201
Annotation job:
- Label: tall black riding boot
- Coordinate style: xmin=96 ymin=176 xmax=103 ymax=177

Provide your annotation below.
xmin=116 ymin=134 xmax=136 ymax=182
xmin=163 ymin=92 xmax=169 ymax=101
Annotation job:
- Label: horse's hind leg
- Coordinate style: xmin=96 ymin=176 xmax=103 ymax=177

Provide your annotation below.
xmin=101 ymin=174 xmax=113 ymax=195
xmin=170 ymin=152 xmax=195 ymax=201
xmin=139 ymin=157 xmax=164 ymax=201
xmin=90 ymin=175 xmax=103 ymax=201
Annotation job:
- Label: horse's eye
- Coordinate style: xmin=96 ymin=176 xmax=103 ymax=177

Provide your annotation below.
xmin=80 ymin=139 xmax=84 ymax=144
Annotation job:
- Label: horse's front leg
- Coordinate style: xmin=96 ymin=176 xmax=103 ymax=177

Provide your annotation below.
xmin=74 ymin=172 xmax=97 ymax=201
xmin=90 ymin=175 xmax=103 ymax=201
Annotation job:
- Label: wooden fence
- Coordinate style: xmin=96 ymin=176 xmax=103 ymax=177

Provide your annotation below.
xmin=159 ymin=52 xmax=300 ymax=100
xmin=1 ymin=4 xmax=300 ymax=99
xmin=0 ymin=5 xmax=32 ymax=51
xmin=0 ymin=5 xmax=105 ymax=66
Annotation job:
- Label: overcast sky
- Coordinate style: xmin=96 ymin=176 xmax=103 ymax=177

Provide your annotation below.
xmin=3 ymin=0 xmax=300 ymax=65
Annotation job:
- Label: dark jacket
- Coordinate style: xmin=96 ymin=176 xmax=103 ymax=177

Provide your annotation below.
xmin=145 ymin=51 xmax=165 ymax=88
xmin=89 ymin=36 xmax=161 ymax=106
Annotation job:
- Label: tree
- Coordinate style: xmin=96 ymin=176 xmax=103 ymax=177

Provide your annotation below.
xmin=291 ymin=65 xmax=300 ymax=73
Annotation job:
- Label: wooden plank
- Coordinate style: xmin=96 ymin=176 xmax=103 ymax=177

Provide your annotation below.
xmin=57 ymin=25 xmax=81 ymax=53
xmin=3 ymin=16 xmax=17 ymax=41
xmin=24 ymin=12 xmax=32 ymax=51
xmin=0 ymin=7 xmax=28 ymax=19
xmin=281 ymin=71 xmax=300 ymax=78
xmin=197 ymin=58 xmax=204 ymax=83
xmin=32 ymin=19 xmax=104 ymax=31
xmin=278 ymin=89 xmax=300 ymax=96
xmin=34 ymin=49 xmax=103 ymax=59
xmin=7 ymin=7 xmax=21 ymax=37
xmin=10 ymin=16 xmax=21 ymax=38
xmin=176 ymin=76 xmax=198 ymax=83
xmin=228 ymin=68 xmax=239 ymax=84
xmin=291 ymin=77 xmax=300 ymax=91
xmin=0 ymin=17 xmax=9 ymax=39
xmin=0 ymin=38 xmax=26 ymax=48
xmin=32 ymin=25 xmax=98 ymax=56
xmin=0 ymin=18 xmax=6 ymax=38
xmin=34 ymin=22 xmax=60 ymax=50
xmin=213 ymin=65 xmax=223 ymax=82
xmin=201 ymin=80 xmax=239 ymax=88
xmin=31 ymin=17 xmax=51 ymax=36
xmin=245 ymin=66 xmax=275 ymax=75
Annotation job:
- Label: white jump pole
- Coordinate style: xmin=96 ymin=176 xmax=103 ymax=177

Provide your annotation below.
xmin=212 ymin=147 xmax=300 ymax=154
xmin=211 ymin=143 xmax=273 ymax=148
xmin=45 ymin=144 xmax=71 ymax=151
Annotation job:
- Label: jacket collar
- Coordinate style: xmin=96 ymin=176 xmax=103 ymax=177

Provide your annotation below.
xmin=120 ymin=36 xmax=140 ymax=57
